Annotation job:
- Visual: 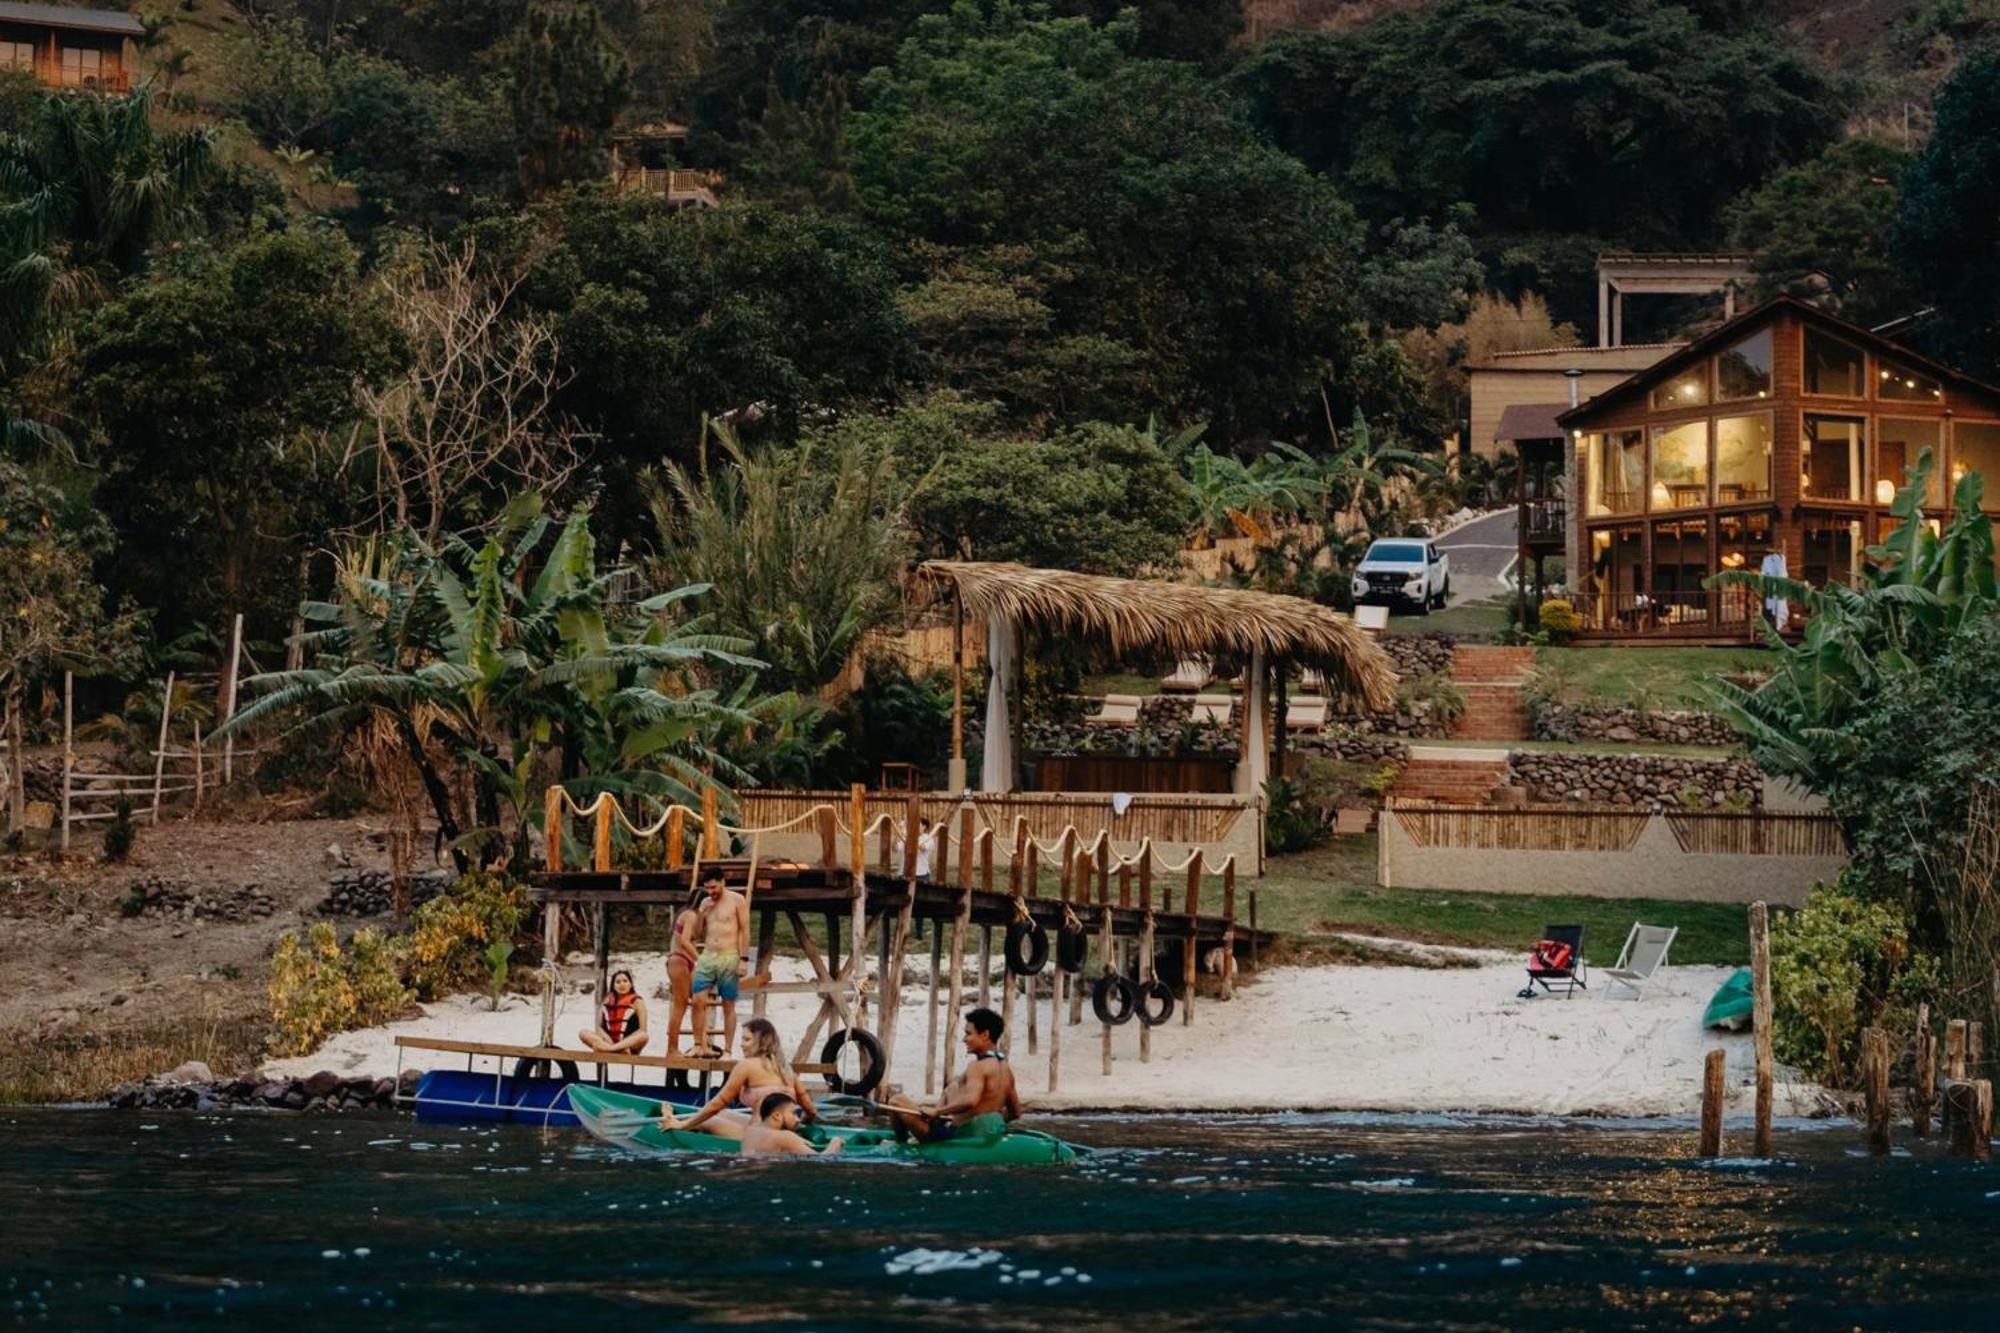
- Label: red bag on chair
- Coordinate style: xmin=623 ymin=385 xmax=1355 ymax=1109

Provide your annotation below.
xmin=1530 ymin=939 xmax=1573 ymax=972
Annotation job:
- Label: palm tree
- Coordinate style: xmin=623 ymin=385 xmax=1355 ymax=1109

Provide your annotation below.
xmin=219 ymin=498 xmax=767 ymax=871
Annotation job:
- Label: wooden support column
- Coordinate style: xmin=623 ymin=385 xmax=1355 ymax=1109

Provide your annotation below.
xmin=942 ymin=870 xmax=972 ymax=1090
xmin=1000 ymin=826 xmax=1022 ymax=1056
xmin=957 ymin=805 xmax=975 ymax=890
xmin=667 ymin=806 xmax=685 ymax=869
xmin=751 ymin=910 xmax=776 ymax=1020
xmin=701 ymin=786 xmax=720 ymax=858
xmin=1912 ymin=1003 xmax=1937 ymax=1138
xmin=924 ymin=914 xmax=944 ymax=1095
xmin=848 ymin=784 xmax=867 ymax=1037
xmin=1139 ymin=907 xmax=1156 ymax=1065
xmin=1182 ymin=852 xmax=1202 ymax=1025
xmin=879 ymin=796 xmax=921 ymax=1079
xmin=1750 ymin=901 xmax=1773 ymax=1157
xmin=1699 ymin=1048 xmax=1725 ymax=1158
xmin=539 ymin=895 xmax=562 ymax=1047
xmin=1221 ymin=857 xmax=1237 ymax=1002
xmin=1098 ymin=901 xmax=1114 ymax=1077
xmin=544 ymin=786 xmax=564 ymax=872
xmin=594 ymin=798 xmax=614 ymax=872
xmin=592 ymin=904 xmax=611 ymax=1003
xmin=816 ymin=806 xmax=838 ymax=868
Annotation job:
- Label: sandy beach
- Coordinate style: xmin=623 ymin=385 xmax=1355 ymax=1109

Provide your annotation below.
xmin=265 ymin=947 xmax=1828 ymax=1118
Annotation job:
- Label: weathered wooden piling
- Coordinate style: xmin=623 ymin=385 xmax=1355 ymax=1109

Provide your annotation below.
xmin=1750 ymin=901 xmax=1774 ymax=1157
xmin=1699 ymin=1048 xmax=1726 ymax=1158
xmin=1865 ymin=1027 xmax=1892 ymax=1155
xmin=1912 ymin=1003 xmax=1936 ymax=1138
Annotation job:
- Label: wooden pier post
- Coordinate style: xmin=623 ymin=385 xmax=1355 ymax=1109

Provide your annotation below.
xmin=1865 ymin=1027 xmax=1892 ymax=1155
xmin=701 ymin=785 xmax=720 ymax=859
xmin=667 ymin=805 xmax=685 ymax=868
xmin=1971 ymin=1021 xmax=1985 ymax=1074
xmin=817 ymin=805 xmax=838 ymax=868
xmin=1048 ymin=960 xmax=1063 ymax=1094
xmin=1947 ymin=1019 xmax=1968 ymax=1080
xmin=1750 ymin=901 xmax=1774 ymax=1157
xmin=1098 ymin=899 xmax=1114 ymax=1077
xmin=149 ymin=670 xmax=175 ymax=824
xmin=1182 ymin=851 xmax=1202 ymax=1026
xmin=958 ymin=806 xmax=975 ymax=890
xmin=848 ymin=784 xmax=867 ymax=1042
xmin=1912 ymin=1003 xmax=1937 ymax=1138
xmin=1699 ymin=1048 xmax=1725 ymax=1158
xmin=594 ymin=798 xmax=614 ymax=871
xmin=942 ymin=868 xmax=972 ymax=1089
xmin=591 ymin=904 xmax=610 ymax=1002
xmin=1221 ymin=858 xmax=1237 ymax=1002
xmin=1138 ymin=840 xmax=1154 ymax=1064
xmin=1000 ymin=825 xmax=1022 ymax=1056
xmin=1979 ymin=1080 xmax=1995 ymax=1161
xmin=544 ymin=786 xmax=564 ymax=873
xmin=1946 ymin=1079 xmax=1988 ymax=1158
xmin=1024 ymin=832 xmax=1039 ymax=1056
xmin=924 ymin=917 xmax=944 ymax=1095
xmin=539 ymin=893 xmax=562 ymax=1047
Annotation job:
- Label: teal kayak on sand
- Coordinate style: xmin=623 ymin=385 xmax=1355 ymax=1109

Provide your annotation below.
xmin=564 ymin=1084 xmax=1081 ymax=1166
xmin=1703 ymin=967 xmax=1754 ymax=1030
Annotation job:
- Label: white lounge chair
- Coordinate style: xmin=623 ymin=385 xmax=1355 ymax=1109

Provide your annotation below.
xmin=1285 ymin=696 xmax=1329 ymax=731
xmin=1161 ymin=658 xmax=1212 ymax=692
xmin=1354 ymin=604 xmax=1391 ymax=633
xmin=1084 ymin=694 xmax=1142 ymax=727
xmin=1299 ymin=668 xmax=1324 ymax=693
xmin=1190 ymin=693 xmax=1234 ymax=726
xmin=1600 ymin=923 xmax=1678 ymax=998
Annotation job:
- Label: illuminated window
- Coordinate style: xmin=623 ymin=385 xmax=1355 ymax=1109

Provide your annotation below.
xmin=1650 ymin=420 xmax=1709 ymax=509
xmin=1877 ymin=418 xmax=1943 ymax=506
xmin=1877 ymin=357 xmax=1942 ymax=403
xmin=1954 ymin=421 xmax=2000 ymax=508
xmin=1804 ymin=328 xmax=1867 ymax=397
xmin=1715 ymin=415 xmax=1771 ymax=503
xmin=1586 ymin=430 xmax=1645 ymax=517
xmin=1 ymin=41 xmax=35 ymax=70
xmin=1715 ymin=329 xmax=1773 ymax=401
xmin=1649 ymin=368 xmax=1709 ymax=411
xmin=1802 ymin=415 xmax=1864 ymax=502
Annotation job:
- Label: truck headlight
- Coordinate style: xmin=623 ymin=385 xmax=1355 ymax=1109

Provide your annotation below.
xmin=1351 ymin=576 xmax=1367 ymax=594
xmin=1404 ymin=575 xmax=1426 ymax=591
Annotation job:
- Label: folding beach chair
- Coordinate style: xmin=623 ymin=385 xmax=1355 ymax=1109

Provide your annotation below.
xmin=1517 ymin=924 xmax=1586 ymax=999
xmin=1084 ymin=694 xmax=1142 ymax=727
xmin=1161 ymin=658 xmax=1212 ymax=693
xmin=1601 ymin=923 xmax=1678 ymax=999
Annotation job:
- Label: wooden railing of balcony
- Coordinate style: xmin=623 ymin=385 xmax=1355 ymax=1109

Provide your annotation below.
xmin=1575 ymin=588 xmax=1763 ymax=638
xmin=13 ymin=60 xmax=131 ymax=92
xmin=1521 ymin=497 xmax=1567 ymax=543
xmin=612 ymin=167 xmax=720 ymax=205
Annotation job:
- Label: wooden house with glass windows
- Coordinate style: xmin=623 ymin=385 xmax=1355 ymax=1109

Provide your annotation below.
xmin=1557 ymin=296 xmax=2000 ymax=640
xmin=0 ymin=3 xmax=141 ymax=92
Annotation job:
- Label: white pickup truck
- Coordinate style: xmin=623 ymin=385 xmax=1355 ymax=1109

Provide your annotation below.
xmin=1351 ymin=538 xmax=1450 ymax=614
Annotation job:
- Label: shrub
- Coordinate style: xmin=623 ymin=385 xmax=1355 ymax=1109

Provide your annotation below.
xmin=403 ymin=872 xmax=532 ymax=1002
xmin=1395 ymin=671 xmax=1465 ymax=725
xmin=1263 ymin=777 xmax=1328 ymax=855
xmin=1537 ymin=598 xmax=1579 ymax=642
xmin=1771 ymin=875 xmax=1937 ymax=1085
xmin=267 ymin=922 xmax=410 ymax=1057
xmin=101 ymin=800 xmax=136 ymax=863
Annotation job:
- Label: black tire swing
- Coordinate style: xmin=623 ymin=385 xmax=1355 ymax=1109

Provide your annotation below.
xmin=819 ymin=1027 xmax=886 ymax=1098
xmin=510 ymin=1057 xmax=581 ymax=1083
xmin=1090 ymin=972 xmax=1139 ymax=1025
xmin=1135 ymin=976 xmax=1176 ymax=1027
xmin=1055 ymin=906 xmax=1089 ymax=974
xmin=1004 ymin=907 xmax=1049 ymax=976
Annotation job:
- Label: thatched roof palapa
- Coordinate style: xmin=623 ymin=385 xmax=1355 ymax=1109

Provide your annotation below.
xmin=915 ymin=560 xmax=1398 ymax=713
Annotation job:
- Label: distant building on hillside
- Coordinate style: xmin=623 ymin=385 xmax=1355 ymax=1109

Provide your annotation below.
xmin=1556 ymin=294 xmax=2000 ymax=640
xmin=0 ymin=3 xmax=142 ymax=92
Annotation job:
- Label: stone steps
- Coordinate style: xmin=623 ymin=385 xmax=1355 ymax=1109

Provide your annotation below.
xmin=1449 ymin=645 xmax=1532 ymax=742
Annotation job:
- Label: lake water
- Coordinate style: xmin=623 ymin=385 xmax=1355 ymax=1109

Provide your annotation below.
xmin=4 ymin=1108 xmax=1998 ymax=1330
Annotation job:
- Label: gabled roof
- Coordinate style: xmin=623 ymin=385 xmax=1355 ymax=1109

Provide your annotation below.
xmin=1559 ymin=294 xmax=2000 ymax=428
xmin=0 ymin=3 xmax=145 ymax=37
xmin=1494 ymin=403 xmax=1570 ymax=444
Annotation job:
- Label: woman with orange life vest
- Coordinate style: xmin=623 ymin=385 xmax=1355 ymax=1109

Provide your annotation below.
xmin=578 ymin=968 xmax=651 ymax=1054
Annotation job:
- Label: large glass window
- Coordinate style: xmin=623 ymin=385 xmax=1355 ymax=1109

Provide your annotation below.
xmin=1802 ymin=415 xmax=1865 ymax=502
xmin=1877 ymin=357 xmax=1943 ymax=404
xmin=1717 ymin=511 xmax=1774 ymax=574
xmin=1585 ymin=525 xmax=1646 ymax=628
xmin=1952 ymin=421 xmax=2000 ymax=506
xmin=1650 ymin=420 xmax=1709 ymax=509
xmin=1651 ymin=518 xmax=1711 ymax=623
xmin=1 ymin=41 xmax=36 ymax=70
xmin=1586 ymin=429 xmax=1645 ymax=517
xmin=1877 ymin=418 xmax=1944 ymax=506
xmin=59 ymin=46 xmax=101 ymax=79
xmin=1804 ymin=328 xmax=1867 ymax=397
xmin=1715 ymin=414 xmax=1772 ymax=503
xmin=1716 ymin=329 xmax=1773 ymax=401
xmin=1650 ymin=368 xmax=1709 ymax=412
xmin=1803 ymin=518 xmax=1862 ymax=588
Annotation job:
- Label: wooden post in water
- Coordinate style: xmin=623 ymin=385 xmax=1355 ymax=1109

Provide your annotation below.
xmin=1698 ymin=1048 xmax=1726 ymax=1158
xmin=942 ymin=866 xmax=972 ymax=1090
xmin=1947 ymin=1019 xmax=1968 ymax=1080
xmin=1912 ymin=1003 xmax=1937 ymax=1138
xmin=1865 ymin=1027 xmax=1892 ymax=1155
xmin=1000 ymin=824 xmax=1022 ymax=1056
xmin=1750 ymin=901 xmax=1774 ymax=1157
xmin=924 ymin=917 xmax=944 ymax=1095
xmin=1977 ymin=1080 xmax=1995 ymax=1161
xmin=1946 ymin=1080 xmax=1980 ymax=1157
xmin=1971 ymin=1021 xmax=1986 ymax=1074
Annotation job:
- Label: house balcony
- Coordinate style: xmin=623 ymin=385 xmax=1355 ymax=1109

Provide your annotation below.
xmin=1573 ymin=588 xmax=1768 ymax=642
xmin=612 ymin=166 xmax=720 ymax=209
xmin=3 ymin=57 xmax=130 ymax=92
xmin=1520 ymin=496 xmax=1567 ymax=547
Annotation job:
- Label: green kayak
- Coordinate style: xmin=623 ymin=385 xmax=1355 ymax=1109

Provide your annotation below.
xmin=564 ymin=1084 xmax=1080 ymax=1166
xmin=1703 ymin=967 xmax=1754 ymax=1031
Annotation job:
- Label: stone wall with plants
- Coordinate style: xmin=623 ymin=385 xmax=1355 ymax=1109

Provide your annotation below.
xmin=1505 ymin=752 xmax=1763 ymax=809
xmin=1296 ymin=733 xmax=1410 ymax=766
xmin=1531 ymin=700 xmax=1740 ymax=748
xmin=1380 ymin=634 xmax=1455 ymax=678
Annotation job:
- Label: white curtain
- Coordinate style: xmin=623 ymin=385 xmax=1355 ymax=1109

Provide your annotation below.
xmin=1234 ymin=647 xmax=1268 ymax=799
xmin=980 ymin=618 xmax=1017 ymax=792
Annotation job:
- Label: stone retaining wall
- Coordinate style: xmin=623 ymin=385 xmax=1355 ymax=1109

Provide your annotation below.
xmin=1506 ymin=751 xmax=1763 ymax=810
xmin=1299 ymin=733 xmax=1411 ymax=766
xmin=1380 ymin=634 xmax=1455 ymax=679
xmin=1533 ymin=701 xmax=1739 ymax=748
xmin=108 ymin=1067 xmax=420 ymax=1112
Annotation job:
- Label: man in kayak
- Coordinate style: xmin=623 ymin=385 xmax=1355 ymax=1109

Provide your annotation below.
xmin=690 ymin=868 xmax=750 ymax=1057
xmin=882 ymin=1007 xmax=1020 ymax=1143
xmin=740 ymin=1092 xmax=843 ymax=1157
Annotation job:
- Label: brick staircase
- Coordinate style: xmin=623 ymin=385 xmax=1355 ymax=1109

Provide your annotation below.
xmin=1390 ymin=752 xmax=1511 ymax=804
xmin=1449 ymin=644 xmax=1534 ymax=742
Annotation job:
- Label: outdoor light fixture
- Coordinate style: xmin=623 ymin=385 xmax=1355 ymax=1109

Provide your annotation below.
xmin=1875 ymin=479 xmax=1896 ymax=504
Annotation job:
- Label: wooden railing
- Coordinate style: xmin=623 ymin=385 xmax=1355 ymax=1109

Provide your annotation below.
xmin=1576 ymin=588 xmax=1763 ymax=637
xmin=1521 ymin=497 xmax=1567 ymax=542
xmin=11 ymin=60 xmax=131 ymax=92
xmin=613 ymin=167 xmax=719 ymax=205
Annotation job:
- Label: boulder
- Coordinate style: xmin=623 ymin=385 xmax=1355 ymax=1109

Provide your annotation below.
xmin=159 ymin=1060 xmax=214 ymax=1085
xmin=301 ymin=1070 xmax=342 ymax=1099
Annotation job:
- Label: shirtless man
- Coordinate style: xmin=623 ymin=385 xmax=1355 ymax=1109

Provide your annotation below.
xmin=882 ymin=1007 xmax=1020 ymax=1144
xmin=689 ymin=869 xmax=750 ymax=1057
xmin=739 ymin=1092 xmax=843 ymax=1157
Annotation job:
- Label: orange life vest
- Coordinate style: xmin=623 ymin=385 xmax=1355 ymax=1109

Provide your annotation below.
xmin=602 ymin=991 xmax=640 ymax=1039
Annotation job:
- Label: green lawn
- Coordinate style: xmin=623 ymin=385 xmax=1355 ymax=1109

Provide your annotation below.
xmin=1243 ymin=839 xmax=1751 ymax=965
xmin=1388 ymin=595 xmax=1512 ymax=639
xmin=1537 ymin=644 xmax=1775 ymax=708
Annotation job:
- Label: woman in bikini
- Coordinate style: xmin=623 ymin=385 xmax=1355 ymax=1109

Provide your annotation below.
xmin=577 ymin=968 xmax=649 ymax=1054
xmin=665 ymin=888 xmax=704 ymax=1060
xmin=660 ymin=1018 xmax=819 ymax=1141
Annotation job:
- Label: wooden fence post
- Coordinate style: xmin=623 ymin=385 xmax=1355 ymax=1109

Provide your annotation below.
xmin=1912 ymin=1003 xmax=1937 ymax=1138
xmin=1699 ymin=1048 xmax=1725 ymax=1158
xmin=59 ymin=671 xmax=73 ymax=855
xmin=149 ymin=670 xmax=175 ymax=824
xmin=701 ymin=785 xmax=720 ymax=859
xmin=594 ymin=797 xmax=614 ymax=872
xmin=1750 ymin=901 xmax=1774 ymax=1157
xmin=220 ymin=612 xmax=243 ymax=785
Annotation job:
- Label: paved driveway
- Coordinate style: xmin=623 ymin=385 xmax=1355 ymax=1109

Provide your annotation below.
xmin=1436 ymin=509 xmax=1517 ymax=606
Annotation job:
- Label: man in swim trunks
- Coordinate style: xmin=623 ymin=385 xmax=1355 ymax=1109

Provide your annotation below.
xmin=739 ymin=1092 xmax=843 ymax=1157
xmin=690 ymin=868 xmax=749 ymax=1057
xmin=882 ymin=1007 xmax=1020 ymax=1144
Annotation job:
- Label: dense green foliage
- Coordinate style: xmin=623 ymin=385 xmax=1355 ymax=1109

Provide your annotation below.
xmin=1895 ymin=51 xmax=2000 ymax=380
xmin=1726 ymin=137 xmax=1914 ymax=326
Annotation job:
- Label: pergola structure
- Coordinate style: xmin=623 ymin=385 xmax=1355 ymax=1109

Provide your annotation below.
xmin=912 ymin=561 xmax=1398 ymax=796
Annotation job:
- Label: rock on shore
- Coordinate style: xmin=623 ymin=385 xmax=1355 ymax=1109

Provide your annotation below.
xmin=106 ymin=1067 xmax=420 ymax=1113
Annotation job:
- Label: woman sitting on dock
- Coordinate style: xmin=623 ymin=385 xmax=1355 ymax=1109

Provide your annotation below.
xmin=578 ymin=969 xmax=650 ymax=1055
xmin=661 ymin=1018 xmax=818 ymax=1141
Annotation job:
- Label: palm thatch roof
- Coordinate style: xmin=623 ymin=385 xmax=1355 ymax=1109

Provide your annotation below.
xmin=914 ymin=561 xmax=1397 ymax=712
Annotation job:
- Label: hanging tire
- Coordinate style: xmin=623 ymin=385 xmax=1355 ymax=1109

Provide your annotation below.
xmin=1090 ymin=974 xmax=1139 ymax=1026
xmin=1055 ymin=920 xmax=1089 ymax=974
xmin=1135 ymin=978 xmax=1176 ymax=1028
xmin=1004 ymin=918 xmax=1049 ymax=976
xmin=819 ymin=1027 xmax=886 ymax=1098
xmin=510 ymin=1057 xmax=581 ymax=1083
